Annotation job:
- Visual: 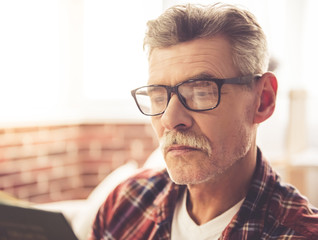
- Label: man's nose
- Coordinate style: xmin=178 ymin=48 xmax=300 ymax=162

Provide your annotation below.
xmin=160 ymin=94 xmax=193 ymax=131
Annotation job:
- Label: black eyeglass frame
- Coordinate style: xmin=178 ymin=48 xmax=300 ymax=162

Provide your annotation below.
xmin=131 ymin=74 xmax=262 ymax=116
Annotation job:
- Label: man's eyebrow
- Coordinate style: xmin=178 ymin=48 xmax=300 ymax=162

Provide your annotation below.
xmin=187 ymin=73 xmax=217 ymax=80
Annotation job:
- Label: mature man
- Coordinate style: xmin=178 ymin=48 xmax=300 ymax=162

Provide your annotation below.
xmin=90 ymin=3 xmax=318 ymax=239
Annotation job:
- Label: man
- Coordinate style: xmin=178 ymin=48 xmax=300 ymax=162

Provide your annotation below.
xmin=90 ymin=3 xmax=318 ymax=239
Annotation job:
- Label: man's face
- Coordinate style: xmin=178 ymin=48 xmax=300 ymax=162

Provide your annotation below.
xmin=149 ymin=36 xmax=258 ymax=185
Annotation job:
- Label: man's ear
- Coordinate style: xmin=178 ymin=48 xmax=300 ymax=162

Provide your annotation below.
xmin=253 ymin=72 xmax=278 ymax=124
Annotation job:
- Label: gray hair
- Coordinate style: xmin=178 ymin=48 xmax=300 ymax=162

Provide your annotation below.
xmin=144 ymin=3 xmax=269 ymax=75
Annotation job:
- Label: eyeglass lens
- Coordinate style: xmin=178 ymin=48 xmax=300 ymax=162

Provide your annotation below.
xmin=134 ymin=80 xmax=219 ymax=115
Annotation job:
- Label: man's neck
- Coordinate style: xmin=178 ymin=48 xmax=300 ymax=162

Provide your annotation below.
xmin=186 ymin=148 xmax=257 ymax=225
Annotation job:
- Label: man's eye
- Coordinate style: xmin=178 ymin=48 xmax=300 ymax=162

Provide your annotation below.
xmin=150 ymin=95 xmax=165 ymax=104
xmin=193 ymin=89 xmax=211 ymax=98
xmin=195 ymin=91 xmax=209 ymax=97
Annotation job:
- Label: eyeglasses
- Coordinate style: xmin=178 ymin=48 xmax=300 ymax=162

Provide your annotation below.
xmin=131 ymin=74 xmax=261 ymax=116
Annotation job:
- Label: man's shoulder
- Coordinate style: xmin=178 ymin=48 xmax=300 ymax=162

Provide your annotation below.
xmin=259 ymin=175 xmax=318 ymax=239
xmin=239 ymin=153 xmax=318 ymax=239
xmin=269 ymin=178 xmax=318 ymax=215
xmin=97 ymin=168 xmax=179 ymax=233
xmin=91 ymin=169 xmax=177 ymax=240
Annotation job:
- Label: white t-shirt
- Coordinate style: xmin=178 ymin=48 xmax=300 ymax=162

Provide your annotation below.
xmin=171 ymin=191 xmax=244 ymax=240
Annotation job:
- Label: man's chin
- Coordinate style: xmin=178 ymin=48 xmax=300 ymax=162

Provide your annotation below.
xmin=166 ymin=166 xmax=219 ymax=186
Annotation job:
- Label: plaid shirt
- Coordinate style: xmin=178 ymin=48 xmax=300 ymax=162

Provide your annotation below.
xmin=90 ymin=149 xmax=318 ymax=240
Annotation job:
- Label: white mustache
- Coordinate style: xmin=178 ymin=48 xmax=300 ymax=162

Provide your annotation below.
xmin=160 ymin=130 xmax=212 ymax=156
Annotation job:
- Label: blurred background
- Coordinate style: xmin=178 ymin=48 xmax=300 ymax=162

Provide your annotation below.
xmin=0 ymin=0 xmax=317 ymax=206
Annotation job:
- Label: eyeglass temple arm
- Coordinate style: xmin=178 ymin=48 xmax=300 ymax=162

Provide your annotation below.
xmin=223 ymin=74 xmax=262 ymax=85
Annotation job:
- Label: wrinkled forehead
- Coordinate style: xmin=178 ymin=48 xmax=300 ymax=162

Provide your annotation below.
xmin=148 ymin=36 xmax=239 ymax=85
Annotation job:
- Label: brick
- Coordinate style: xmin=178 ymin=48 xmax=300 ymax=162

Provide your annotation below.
xmin=0 ymin=123 xmax=159 ymax=203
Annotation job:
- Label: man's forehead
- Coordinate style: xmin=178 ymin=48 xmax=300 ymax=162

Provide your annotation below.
xmin=149 ymin=36 xmax=231 ymax=61
xmin=148 ymin=36 xmax=238 ymax=84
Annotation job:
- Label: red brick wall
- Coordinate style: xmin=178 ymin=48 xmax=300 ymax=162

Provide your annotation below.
xmin=0 ymin=123 xmax=158 ymax=203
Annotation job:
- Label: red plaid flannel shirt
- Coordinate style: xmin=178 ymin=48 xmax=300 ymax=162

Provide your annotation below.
xmin=89 ymin=149 xmax=318 ymax=239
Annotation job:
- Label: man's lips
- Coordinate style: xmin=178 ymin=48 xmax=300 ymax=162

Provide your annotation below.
xmin=166 ymin=145 xmax=200 ymax=153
